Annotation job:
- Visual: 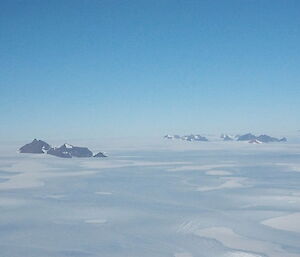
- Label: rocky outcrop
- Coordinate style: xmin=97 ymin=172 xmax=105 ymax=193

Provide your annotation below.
xmin=256 ymin=135 xmax=280 ymax=143
xmin=237 ymin=133 xmax=287 ymax=143
xmin=237 ymin=133 xmax=257 ymax=141
xmin=47 ymin=144 xmax=93 ymax=158
xmin=47 ymin=147 xmax=72 ymax=158
xmin=93 ymin=152 xmax=107 ymax=158
xmin=19 ymin=140 xmax=106 ymax=158
xmin=19 ymin=139 xmax=51 ymax=154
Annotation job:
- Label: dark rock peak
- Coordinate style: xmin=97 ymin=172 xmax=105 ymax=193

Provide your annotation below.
xmin=19 ymin=139 xmax=51 ymax=154
xmin=279 ymin=137 xmax=287 ymax=142
xmin=47 ymin=144 xmax=93 ymax=158
xmin=94 ymin=152 xmax=107 ymax=158
xmin=237 ymin=133 xmax=257 ymax=141
xmin=238 ymin=133 xmax=287 ymax=143
xmin=256 ymin=135 xmax=279 ymax=143
xmin=20 ymin=140 xmax=107 ymax=158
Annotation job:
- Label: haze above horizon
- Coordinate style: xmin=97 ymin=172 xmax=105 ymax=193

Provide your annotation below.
xmin=1 ymin=0 xmax=300 ymax=140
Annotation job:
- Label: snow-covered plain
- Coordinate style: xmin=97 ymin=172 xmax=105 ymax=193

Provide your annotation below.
xmin=0 ymin=140 xmax=300 ymax=257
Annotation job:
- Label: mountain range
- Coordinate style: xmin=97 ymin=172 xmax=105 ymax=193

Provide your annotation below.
xmin=19 ymin=139 xmax=107 ymax=158
xmin=164 ymin=133 xmax=287 ymax=143
xmin=164 ymin=134 xmax=208 ymax=141
xmin=236 ymin=133 xmax=287 ymax=143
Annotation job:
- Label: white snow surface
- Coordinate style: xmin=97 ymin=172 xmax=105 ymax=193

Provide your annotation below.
xmin=261 ymin=212 xmax=300 ymax=233
xmin=64 ymin=143 xmax=73 ymax=148
xmin=0 ymin=141 xmax=300 ymax=257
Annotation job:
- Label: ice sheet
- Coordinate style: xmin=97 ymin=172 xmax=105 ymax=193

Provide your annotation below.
xmin=0 ymin=142 xmax=299 ymax=257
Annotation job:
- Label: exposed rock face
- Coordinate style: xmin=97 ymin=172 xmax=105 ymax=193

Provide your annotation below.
xmin=93 ymin=152 xmax=107 ymax=158
xmin=256 ymin=135 xmax=280 ymax=143
xmin=47 ymin=147 xmax=72 ymax=158
xmin=279 ymin=137 xmax=287 ymax=142
xmin=47 ymin=144 xmax=93 ymax=158
xmin=238 ymin=134 xmax=287 ymax=143
xmin=237 ymin=133 xmax=257 ymax=141
xmin=19 ymin=139 xmax=51 ymax=154
xmin=19 ymin=140 xmax=106 ymax=158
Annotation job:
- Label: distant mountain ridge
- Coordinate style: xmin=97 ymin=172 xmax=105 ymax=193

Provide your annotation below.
xmin=236 ymin=133 xmax=287 ymax=143
xmin=236 ymin=133 xmax=257 ymax=141
xmin=220 ymin=134 xmax=234 ymax=141
xmin=47 ymin=143 xmax=94 ymax=158
xmin=164 ymin=133 xmax=287 ymax=143
xmin=19 ymin=139 xmax=107 ymax=158
xmin=164 ymin=134 xmax=208 ymax=142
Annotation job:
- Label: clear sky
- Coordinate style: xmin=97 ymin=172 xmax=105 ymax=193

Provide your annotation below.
xmin=1 ymin=0 xmax=300 ymax=140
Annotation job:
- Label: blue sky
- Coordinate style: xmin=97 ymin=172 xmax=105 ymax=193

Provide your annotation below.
xmin=1 ymin=0 xmax=300 ymax=140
